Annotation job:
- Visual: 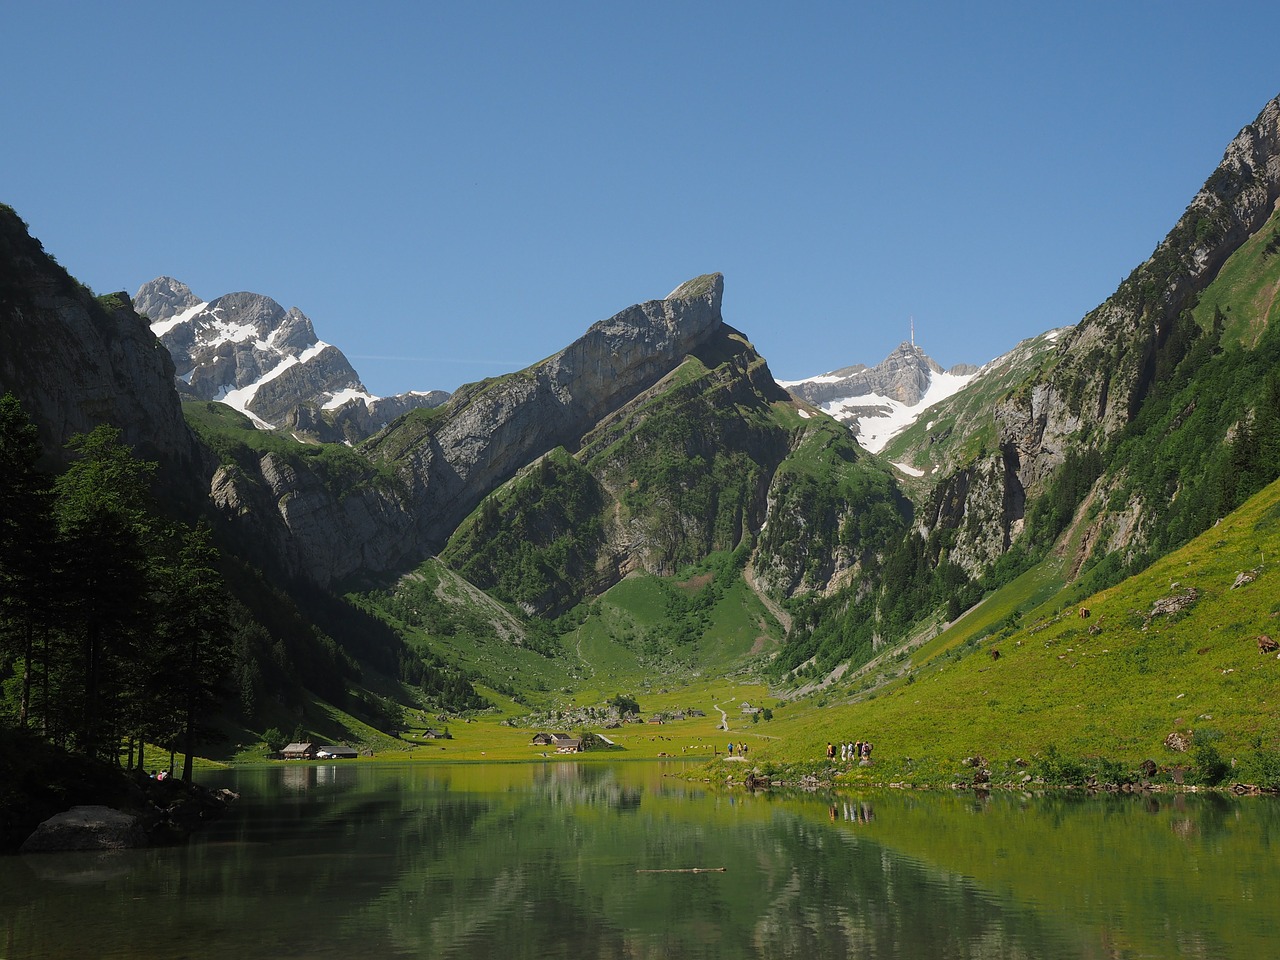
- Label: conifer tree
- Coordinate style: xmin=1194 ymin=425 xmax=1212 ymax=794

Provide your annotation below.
xmin=158 ymin=521 xmax=233 ymax=781
xmin=0 ymin=393 xmax=55 ymax=728
xmin=52 ymin=425 xmax=156 ymax=759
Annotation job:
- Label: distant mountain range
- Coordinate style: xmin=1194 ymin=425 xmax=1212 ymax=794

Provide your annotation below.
xmin=137 ymin=273 xmax=990 ymax=466
xmin=136 ymin=277 xmax=448 ymax=442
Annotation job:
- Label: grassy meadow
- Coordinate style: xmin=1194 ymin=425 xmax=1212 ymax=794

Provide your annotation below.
xmin=213 ymin=473 xmax=1280 ymax=793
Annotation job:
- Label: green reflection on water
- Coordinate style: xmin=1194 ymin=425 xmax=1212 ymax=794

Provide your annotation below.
xmin=2 ymin=763 xmax=1275 ymax=959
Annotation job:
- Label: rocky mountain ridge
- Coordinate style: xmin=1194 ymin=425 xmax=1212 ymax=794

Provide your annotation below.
xmin=1001 ymin=94 xmax=1280 ymax=494
xmin=0 ymin=207 xmax=200 ymax=482
xmin=137 ymin=277 xmax=448 ymax=443
xmin=363 ymin=273 xmax=732 ymax=547
xmin=914 ymin=93 xmax=1280 ymax=578
xmin=195 ymin=273 xmax=762 ymax=587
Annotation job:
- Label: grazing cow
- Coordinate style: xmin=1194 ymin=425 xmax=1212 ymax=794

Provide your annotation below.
xmin=1258 ymin=634 xmax=1278 ymax=654
xmin=1079 ymin=607 xmax=1090 ymax=619
xmin=989 ymin=649 xmax=1000 ymax=661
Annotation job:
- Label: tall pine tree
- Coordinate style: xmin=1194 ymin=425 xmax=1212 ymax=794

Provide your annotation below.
xmin=53 ymin=425 xmax=156 ymax=759
xmin=0 ymin=393 xmax=55 ymax=729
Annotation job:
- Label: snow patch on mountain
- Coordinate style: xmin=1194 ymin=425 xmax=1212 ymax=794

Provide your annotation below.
xmin=137 ymin=276 xmax=449 ymax=440
xmin=783 ymin=341 xmax=976 ymax=454
xmin=843 ymin=369 xmax=974 ymax=453
xmin=323 ymin=387 xmax=377 ymax=410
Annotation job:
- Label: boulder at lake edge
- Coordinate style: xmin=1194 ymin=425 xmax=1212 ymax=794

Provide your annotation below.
xmin=19 ymin=805 xmax=146 ymax=853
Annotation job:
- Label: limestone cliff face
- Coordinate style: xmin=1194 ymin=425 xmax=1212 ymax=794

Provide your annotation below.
xmin=0 ymin=206 xmax=200 ymax=479
xmin=916 ymin=450 xmax=1025 ymax=578
xmin=999 ymin=94 xmax=1280 ymax=495
xmin=207 ymin=453 xmax=417 ymax=585
xmin=133 ymin=275 xmax=200 ymax=324
xmin=140 ymin=282 xmax=366 ymax=414
xmin=909 ymin=94 xmax=1280 ymax=573
xmin=365 ymin=274 xmax=727 ymax=545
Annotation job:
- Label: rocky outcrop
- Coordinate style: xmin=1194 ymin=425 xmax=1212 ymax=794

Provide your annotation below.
xmin=0 ymin=206 xmax=202 ymax=481
xmin=207 ymin=452 xmax=418 ymax=585
xmin=132 ymin=275 xmax=200 ymax=323
xmin=17 ymin=779 xmax=237 ymax=853
xmin=787 ymin=341 xmax=945 ymax=408
xmin=366 ymin=273 xmax=727 ymax=545
xmin=917 ymin=449 xmax=1025 ymax=578
xmin=784 ymin=341 xmax=977 ymax=453
xmin=998 ymin=94 xmax=1280 ymax=495
xmin=243 ymin=342 xmax=364 ymax=423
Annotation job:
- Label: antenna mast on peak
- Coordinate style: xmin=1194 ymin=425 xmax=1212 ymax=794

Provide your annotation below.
xmin=910 ymin=315 xmax=915 ymax=347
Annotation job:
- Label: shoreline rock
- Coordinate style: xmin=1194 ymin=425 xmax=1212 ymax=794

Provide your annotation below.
xmin=19 ymin=805 xmax=147 ymax=853
xmin=13 ymin=776 xmax=238 ymax=855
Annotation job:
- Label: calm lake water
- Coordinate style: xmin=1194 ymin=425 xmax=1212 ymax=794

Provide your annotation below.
xmin=2 ymin=761 xmax=1275 ymax=959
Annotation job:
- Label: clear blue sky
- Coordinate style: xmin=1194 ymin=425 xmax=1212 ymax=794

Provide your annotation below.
xmin=3 ymin=2 xmax=1278 ymax=396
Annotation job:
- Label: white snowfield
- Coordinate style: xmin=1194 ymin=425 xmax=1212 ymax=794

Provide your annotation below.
xmin=149 ymin=300 xmax=209 ymax=338
xmin=323 ymin=387 xmax=378 ymax=410
xmin=836 ymin=369 xmax=974 ymax=454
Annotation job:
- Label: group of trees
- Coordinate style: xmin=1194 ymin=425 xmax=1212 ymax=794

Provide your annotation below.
xmin=0 ymin=394 xmax=231 ymax=779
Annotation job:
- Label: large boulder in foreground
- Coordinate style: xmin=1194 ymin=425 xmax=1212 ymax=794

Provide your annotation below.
xmin=19 ymin=805 xmax=147 ymax=853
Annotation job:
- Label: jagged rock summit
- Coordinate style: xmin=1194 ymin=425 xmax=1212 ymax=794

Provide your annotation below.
xmin=137 ymin=277 xmax=447 ymax=441
xmin=783 ymin=340 xmax=978 ymax=453
xmin=198 ymin=272 xmax=734 ymax=586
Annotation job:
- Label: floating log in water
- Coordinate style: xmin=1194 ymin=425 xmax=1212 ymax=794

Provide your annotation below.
xmin=636 ymin=867 xmax=727 ymax=874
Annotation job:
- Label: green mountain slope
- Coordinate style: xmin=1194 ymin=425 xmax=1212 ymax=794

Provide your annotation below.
xmin=767 ymin=95 xmax=1280 ymax=685
xmin=437 ymin=323 xmax=908 ymax=616
xmin=354 ymin=323 xmax=910 ymax=699
xmin=758 ymin=474 xmax=1280 ymax=786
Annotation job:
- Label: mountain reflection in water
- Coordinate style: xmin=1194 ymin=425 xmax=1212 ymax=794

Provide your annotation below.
xmin=3 ymin=762 xmax=1275 ymax=959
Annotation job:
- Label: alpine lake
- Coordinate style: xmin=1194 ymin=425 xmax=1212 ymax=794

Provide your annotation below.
xmin=2 ymin=760 xmax=1275 ymax=959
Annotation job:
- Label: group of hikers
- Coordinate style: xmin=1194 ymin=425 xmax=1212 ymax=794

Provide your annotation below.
xmin=726 ymin=741 xmax=748 ymax=757
xmin=827 ymin=739 xmax=873 ymax=764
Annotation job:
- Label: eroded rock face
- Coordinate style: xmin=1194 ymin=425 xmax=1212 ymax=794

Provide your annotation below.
xmin=19 ymin=806 xmax=146 ymax=853
xmin=998 ymin=94 xmax=1280 ymax=496
xmin=788 ymin=342 xmax=944 ymax=409
xmin=132 ymin=275 xmax=200 ymax=323
xmin=138 ymin=277 xmax=448 ymax=441
xmin=912 ymin=95 xmax=1280 ymax=574
xmin=369 ymin=274 xmax=727 ymax=546
xmin=917 ymin=449 xmax=1025 ymax=578
xmin=209 ymin=454 xmax=418 ymax=584
xmin=0 ymin=208 xmax=201 ymax=480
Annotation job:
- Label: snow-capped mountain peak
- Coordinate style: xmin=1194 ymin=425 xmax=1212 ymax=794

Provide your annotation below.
xmin=136 ymin=277 xmax=447 ymax=441
xmin=780 ymin=341 xmax=977 ymax=453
